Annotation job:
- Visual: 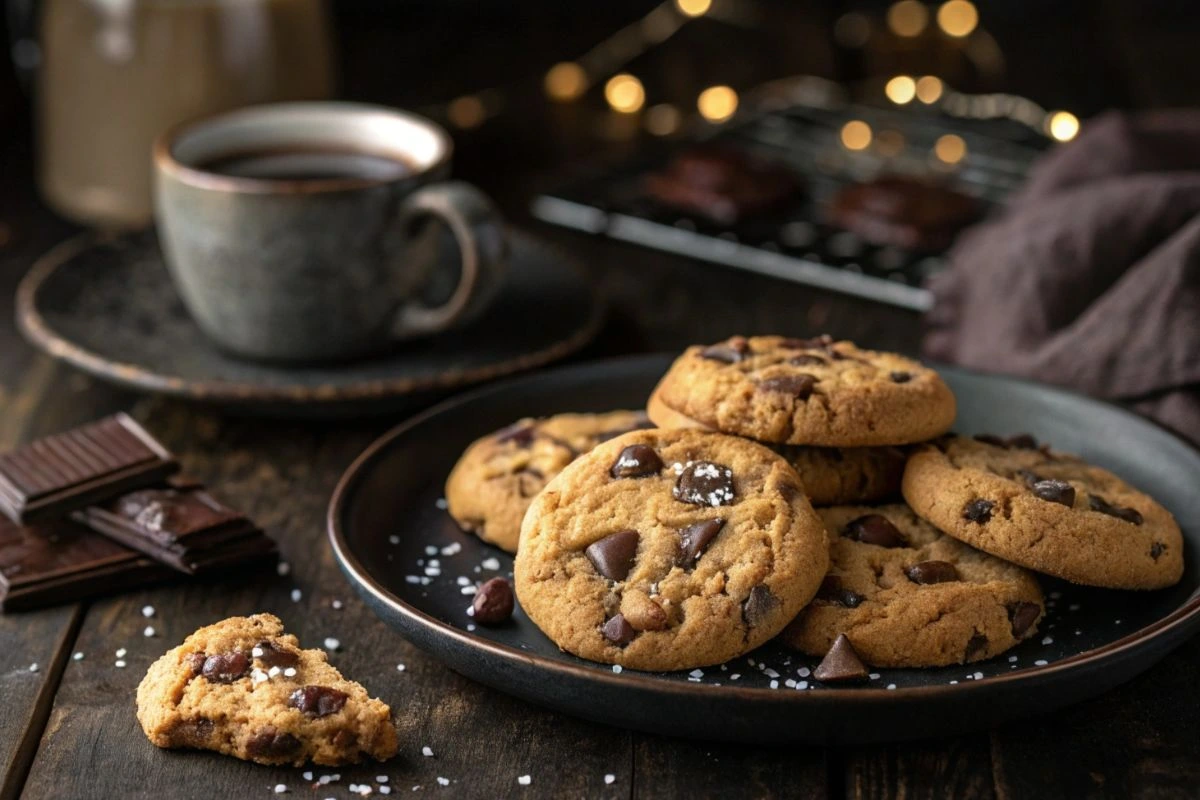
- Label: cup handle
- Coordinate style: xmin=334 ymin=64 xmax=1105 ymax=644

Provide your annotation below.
xmin=390 ymin=180 xmax=507 ymax=339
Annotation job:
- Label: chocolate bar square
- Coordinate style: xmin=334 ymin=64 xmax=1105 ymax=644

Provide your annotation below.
xmin=0 ymin=414 xmax=178 ymax=523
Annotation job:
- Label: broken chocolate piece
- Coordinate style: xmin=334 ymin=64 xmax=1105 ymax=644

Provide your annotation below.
xmin=585 ymin=530 xmax=640 ymax=581
xmin=963 ymin=499 xmax=995 ymax=524
xmin=905 ymin=560 xmax=960 ymax=584
xmin=842 ymin=514 xmax=906 ymax=548
xmin=813 ymin=634 xmax=868 ymax=683
xmin=601 ymin=613 xmax=636 ymax=646
xmin=676 ymin=518 xmax=725 ymax=566
xmin=610 ymin=445 xmax=663 ymax=479
xmin=288 ymin=685 xmax=349 ymax=717
xmin=1007 ymin=602 xmax=1041 ymax=638
xmin=742 ymin=585 xmax=779 ymax=627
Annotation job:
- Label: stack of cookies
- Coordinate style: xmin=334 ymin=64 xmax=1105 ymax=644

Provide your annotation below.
xmin=446 ymin=335 xmax=1184 ymax=677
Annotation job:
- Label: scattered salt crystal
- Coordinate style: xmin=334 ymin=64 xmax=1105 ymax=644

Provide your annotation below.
xmin=319 ymin=775 xmax=332 ymax=785
xmin=115 ymin=648 xmax=127 ymax=658
xmin=436 ymin=778 xmax=449 ymax=787
xmin=784 ymin=679 xmax=796 ymax=688
xmin=481 ymin=557 xmax=501 ymax=570
xmin=72 ymin=652 xmax=84 ymax=661
xmin=798 ymin=667 xmax=811 ymax=678
xmin=424 ymin=567 xmax=441 ymax=577
xmin=466 ymin=605 xmax=475 ymax=617
xmin=769 ymin=680 xmax=779 ymax=689
xmin=141 ymin=605 xmax=155 ymax=618
xmin=303 ymin=772 xmax=313 ymax=781
xmin=441 ymin=543 xmax=462 ymax=556
xmin=422 ymin=746 xmax=434 ymax=757
xmin=517 ymin=775 xmax=531 ymax=785
xmin=291 ymin=589 xmax=303 ymax=602
xmin=252 ymin=646 xmax=265 ymax=658
xmin=605 ymin=774 xmax=616 ymax=785
xmin=388 ymin=535 xmax=400 ymax=545
xmin=1008 ymin=655 xmax=1018 ymax=662
xmin=324 ymin=638 xmax=340 ymax=651
xmin=277 ymin=561 xmax=291 ymax=576
xmin=396 ymin=664 xmax=406 ymax=672
xmin=456 ymin=576 xmax=471 ymax=586
xmin=114 ymin=660 xmax=126 ymax=668
xmin=612 ymin=665 xmax=623 ymax=673
xmin=461 ymin=586 xmax=477 ymax=595
xmin=424 ymin=546 xmax=438 ymax=556
xmin=28 ymin=663 xmax=37 ymax=672
xmin=380 ymin=789 xmax=392 ymax=796
xmin=689 ymin=669 xmax=704 ymax=678
xmin=435 ymin=498 xmax=448 ymax=510
xmin=274 ymin=784 xmax=287 ymax=794
xmin=268 ymin=666 xmax=282 ymax=678
xmin=252 ymin=669 xmax=268 ymax=684
xmin=283 ymin=667 xmax=297 ymax=677
xmin=949 ymin=680 xmax=958 ymax=684
xmin=730 ymin=674 xmax=740 ymax=680
xmin=405 ymin=576 xmax=421 ymax=584
xmin=466 ymin=624 xmax=476 ymax=632
xmin=869 ymin=673 xmax=880 ymax=680
xmin=428 ymin=559 xmax=440 ymax=567
xmin=886 ymin=684 xmax=896 ymax=690
xmin=377 ymin=776 xmax=389 ymax=783
xmin=763 ymin=668 xmax=780 ymax=679
xmin=1041 ymin=636 xmax=1054 ymax=645
xmin=144 ymin=626 xmax=156 ymax=637
xmin=332 ymin=599 xmax=344 ymax=610
xmin=973 ymin=671 xmax=983 ymax=680
xmin=797 ymin=681 xmax=808 ymax=690
xmin=1034 ymin=659 xmax=1048 ymax=666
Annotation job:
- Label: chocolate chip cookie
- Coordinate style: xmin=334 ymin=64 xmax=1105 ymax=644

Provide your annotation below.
xmin=780 ymin=504 xmax=1044 ymax=667
xmin=902 ymin=435 xmax=1184 ymax=589
xmin=654 ymin=335 xmax=956 ymax=446
xmin=514 ymin=428 xmax=829 ymax=671
xmin=136 ymin=614 xmax=397 ymax=766
xmin=649 ymin=387 xmax=906 ymax=505
xmin=446 ymin=411 xmax=653 ymax=553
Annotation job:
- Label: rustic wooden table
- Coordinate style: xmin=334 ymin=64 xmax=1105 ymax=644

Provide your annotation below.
xmin=2 ymin=4 xmax=1199 ymax=797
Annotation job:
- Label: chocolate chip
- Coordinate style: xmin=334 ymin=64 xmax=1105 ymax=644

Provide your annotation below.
xmin=963 ymin=499 xmax=995 ymax=524
xmin=676 ymin=519 xmax=725 ymax=566
xmin=674 ymin=461 xmax=736 ymax=507
xmin=201 ymin=651 xmax=249 ymax=683
xmin=246 ymin=727 xmax=302 ymax=759
xmin=890 ymin=371 xmax=912 ymax=383
xmin=1030 ymin=478 xmax=1075 ymax=507
xmin=1150 ymin=542 xmax=1166 ymax=560
xmin=905 ymin=560 xmax=960 ymax=584
xmin=813 ymin=634 xmax=868 ymax=683
xmin=184 ymin=652 xmax=207 ymax=676
xmin=815 ymin=575 xmax=864 ymax=608
xmin=788 ymin=354 xmax=827 ymax=366
xmin=495 ymin=422 xmax=536 ymax=447
xmin=585 ymin=530 xmax=640 ymax=581
xmin=742 ymin=585 xmax=779 ymax=627
xmin=254 ymin=640 xmax=299 ymax=669
xmin=782 ymin=334 xmax=833 ymax=350
xmin=758 ymin=374 xmax=817 ymax=399
xmin=610 ymin=444 xmax=663 ymax=479
xmin=472 ymin=577 xmax=515 ymax=624
xmin=1088 ymin=495 xmax=1143 ymax=525
xmin=842 ymin=514 xmax=906 ymax=548
xmin=700 ymin=337 xmax=751 ymax=363
xmin=601 ymin=614 xmax=636 ymax=646
xmin=1007 ymin=602 xmax=1041 ymax=638
xmin=171 ymin=717 xmax=213 ymax=747
xmin=965 ymin=633 xmax=989 ymax=661
xmin=288 ymin=685 xmax=349 ymax=717
xmin=1007 ymin=434 xmax=1039 ymax=449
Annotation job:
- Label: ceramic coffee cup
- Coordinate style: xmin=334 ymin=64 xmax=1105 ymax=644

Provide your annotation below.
xmin=153 ymin=102 xmax=506 ymax=362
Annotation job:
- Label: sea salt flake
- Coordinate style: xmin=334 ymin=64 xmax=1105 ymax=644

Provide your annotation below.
xmin=612 ymin=665 xmax=623 ymax=673
xmin=1034 ymin=659 xmax=1049 ymax=666
xmin=303 ymin=772 xmax=313 ymax=781
xmin=436 ymin=778 xmax=450 ymax=787
xmin=517 ymin=775 xmax=531 ymax=785
xmin=274 ymin=784 xmax=287 ymax=794
xmin=115 ymin=648 xmax=127 ymax=658
xmin=114 ymin=660 xmax=126 ymax=668
xmin=461 ymin=586 xmax=477 ymax=595
xmin=481 ymin=557 xmax=501 ymax=570
xmin=769 ymin=680 xmax=779 ymax=689
xmin=886 ymin=684 xmax=896 ymax=690
xmin=797 ymin=681 xmax=808 ymax=690
xmin=332 ymin=600 xmax=344 ymax=610
xmin=798 ymin=667 xmax=811 ymax=678
xmin=396 ymin=664 xmax=406 ymax=672
xmin=377 ymin=776 xmax=389 ymax=783
xmin=141 ymin=605 xmax=155 ymax=618
xmin=1008 ymin=655 xmax=1018 ymax=662
xmin=388 ymin=535 xmax=400 ymax=545
xmin=435 ymin=498 xmax=448 ymax=510
xmin=143 ymin=626 xmax=156 ymax=637
xmin=422 ymin=746 xmax=434 ymax=757
xmin=72 ymin=652 xmax=84 ymax=661
xmin=763 ymin=668 xmax=780 ymax=678
xmin=424 ymin=546 xmax=438 ymax=556
xmin=28 ymin=663 xmax=37 ymax=672
xmin=1041 ymin=636 xmax=1054 ymax=645
xmin=284 ymin=667 xmax=297 ymax=677
xmin=689 ymin=669 xmax=704 ymax=678
xmin=605 ymin=774 xmax=616 ymax=784
xmin=324 ymin=638 xmax=340 ymax=651
xmin=268 ymin=666 xmax=281 ymax=678
xmin=291 ymin=589 xmax=303 ymax=602
xmin=277 ymin=561 xmax=291 ymax=576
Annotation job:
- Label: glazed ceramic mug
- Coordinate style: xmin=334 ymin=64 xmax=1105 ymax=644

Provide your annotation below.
xmin=153 ymin=102 xmax=506 ymax=362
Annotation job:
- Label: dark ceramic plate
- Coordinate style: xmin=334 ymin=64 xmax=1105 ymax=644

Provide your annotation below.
xmin=328 ymin=354 xmax=1200 ymax=744
xmin=17 ymin=229 xmax=601 ymax=417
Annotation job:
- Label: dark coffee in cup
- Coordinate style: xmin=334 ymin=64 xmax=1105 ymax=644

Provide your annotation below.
xmin=197 ymin=148 xmax=415 ymax=182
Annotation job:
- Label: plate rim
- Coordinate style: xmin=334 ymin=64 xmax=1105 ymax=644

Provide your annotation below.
xmin=15 ymin=229 xmax=603 ymax=405
xmin=327 ymin=352 xmax=1200 ymax=705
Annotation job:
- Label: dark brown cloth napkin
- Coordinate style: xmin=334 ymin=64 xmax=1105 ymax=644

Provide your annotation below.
xmin=924 ymin=110 xmax=1200 ymax=446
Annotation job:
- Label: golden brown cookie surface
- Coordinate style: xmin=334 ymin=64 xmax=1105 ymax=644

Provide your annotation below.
xmin=654 ymin=335 xmax=955 ymax=447
xmin=445 ymin=411 xmax=652 ymax=553
xmin=136 ymin=614 xmax=397 ymax=767
xmin=902 ymin=435 xmax=1184 ymax=589
xmin=780 ymin=504 xmax=1044 ymax=667
xmin=514 ymin=428 xmax=829 ymax=671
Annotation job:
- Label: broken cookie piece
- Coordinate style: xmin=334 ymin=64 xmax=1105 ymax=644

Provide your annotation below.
xmin=136 ymin=613 xmax=397 ymax=766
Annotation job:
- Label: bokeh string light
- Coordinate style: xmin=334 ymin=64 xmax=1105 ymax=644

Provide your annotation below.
xmin=937 ymin=0 xmax=979 ymax=38
xmin=840 ymin=120 xmax=873 ymax=151
xmin=697 ymin=85 xmax=739 ymax=122
xmin=934 ymin=133 xmax=967 ymax=164
xmin=886 ymin=0 xmax=929 ymax=37
xmin=1048 ymin=111 xmax=1081 ymax=142
xmin=605 ymin=74 xmax=646 ymax=113
xmin=915 ymin=75 xmax=944 ymax=103
xmin=885 ymin=75 xmax=917 ymax=105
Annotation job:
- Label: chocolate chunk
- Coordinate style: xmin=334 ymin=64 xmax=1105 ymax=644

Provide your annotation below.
xmin=788 ymin=354 xmax=827 ymax=367
xmin=815 ymin=575 xmax=864 ymax=608
xmin=742 ymin=585 xmax=779 ymax=627
xmin=963 ymin=499 xmax=995 ymax=524
xmin=585 ymin=530 xmax=639 ymax=581
xmin=1030 ymin=479 xmax=1075 ymax=507
xmin=495 ymin=422 xmax=536 ymax=447
xmin=890 ymin=371 xmax=912 ymax=383
xmin=201 ymin=651 xmax=249 ymax=683
xmin=246 ymin=727 xmax=302 ymax=759
xmin=842 ymin=514 xmax=906 ymax=548
xmin=1007 ymin=602 xmax=1041 ymax=638
xmin=288 ymin=685 xmax=349 ymax=717
xmin=758 ymin=374 xmax=817 ymax=399
xmin=674 ymin=461 xmax=736 ymax=507
xmin=610 ymin=445 xmax=663 ymax=479
xmin=254 ymin=640 xmax=299 ymax=669
xmin=472 ymin=577 xmax=515 ymax=624
xmin=676 ymin=518 xmax=725 ymax=566
xmin=601 ymin=613 xmax=636 ymax=646
xmin=1088 ymin=495 xmax=1143 ymax=525
xmin=184 ymin=652 xmax=207 ymax=676
xmin=171 ymin=717 xmax=214 ymax=747
xmin=813 ymin=634 xmax=868 ymax=683
xmin=1007 ymin=434 xmax=1039 ymax=450
xmin=783 ymin=334 xmax=833 ymax=350
xmin=1150 ymin=542 xmax=1166 ymax=560
xmin=700 ymin=337 xmax=751 ymax=364
xmin=0 ymin=413 xmax=179 ymax=524
xmin=965 ymin=633 xmax=989 ymax=660
xmin=905 ymin=560 xmax=960 ymax=584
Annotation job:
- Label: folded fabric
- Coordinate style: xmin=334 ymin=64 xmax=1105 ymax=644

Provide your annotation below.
xmin=924 ymin=110 xmax=1200 ymax=446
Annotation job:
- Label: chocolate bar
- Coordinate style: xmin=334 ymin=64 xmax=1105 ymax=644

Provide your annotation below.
xmin=0 ymin=514 xmax=175 ymax=611
xmin=0 ymin=414 xmax=178 ymax=524
xmin=74 ymin=479 xmax=276 ymax=575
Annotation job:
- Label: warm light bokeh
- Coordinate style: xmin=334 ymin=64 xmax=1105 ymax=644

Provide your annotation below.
xmin=937 ymin=0 xmax=979 ymax=37
xmin=675 ymin=0 xmax=713 ymax=17
xmin=916 ymin=75 xmax=944 ymax=103
xmin=645 ymin=104 xmax=682 ymax=136
xmin=841 ymin=120 xmax=873 ymax=151
xmin=934 ymin=133 xmax=967 ymax=164
xmin=1048 ymin=111 xmax=1081 ymax=141
xmin=887 ymin=0 xmax=929 ymax=37
xmin=697 ymin=85 xmax=738 ymax=122
xmin=544 ymin=62 xmax=587 ymax=101
xmin=885 ymin=75 xmax=917 ymax=104
xmin=447 ymin=96 xmax=486 ymax=129
xmin=605 ymin=74 xmax=646 ymax=113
